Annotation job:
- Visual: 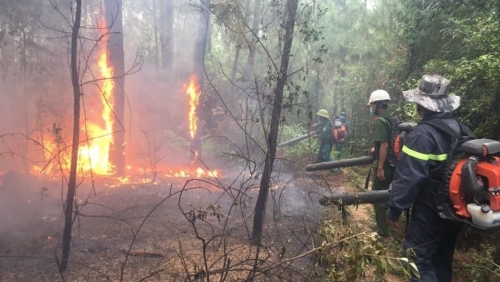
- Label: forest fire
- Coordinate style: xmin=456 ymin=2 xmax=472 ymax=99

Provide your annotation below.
xmin=31 ymin=58 xmax=222 ymax=183
xmin=32 ymin=24 xmax=116 ymax=176
xmin=185 ymin=75 xmax=200 ymax=139
xmin=28 ymin=13 xmax=222 ymax=184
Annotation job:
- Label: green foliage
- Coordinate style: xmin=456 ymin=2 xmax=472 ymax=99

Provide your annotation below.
xmin=396 ymin=0 xmax=500 ymax=139
xmin=459 ymin=245 xmax=500 ymax=281
xmin=318 ymin=208 xmax=419 ymax=281
xmin=278 ymin=124 xmax=316 ymax=161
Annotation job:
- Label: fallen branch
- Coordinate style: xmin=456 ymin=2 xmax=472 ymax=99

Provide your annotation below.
xmin=120 ymin=249 xmax=164 ymax=258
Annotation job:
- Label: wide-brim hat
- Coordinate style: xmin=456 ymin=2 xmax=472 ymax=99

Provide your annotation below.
xmin=316 ymin=109 xmax=329 ymax=118
xmin=402 ymin=75 xmax=460 ymax=112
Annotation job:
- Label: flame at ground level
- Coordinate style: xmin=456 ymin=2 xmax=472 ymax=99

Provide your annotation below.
xmin=32 ymin=164 xmax=224 ymax=188
xmin=99 ymin=166 xmax=224 ymax=188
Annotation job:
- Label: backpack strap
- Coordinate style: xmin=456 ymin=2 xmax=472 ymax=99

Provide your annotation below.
xmin=420 ymin=118 xmax=475 ymax=140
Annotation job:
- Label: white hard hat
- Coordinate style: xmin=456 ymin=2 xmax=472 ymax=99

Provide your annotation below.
xmin=367 ymin=90 xmax=391 ymax=105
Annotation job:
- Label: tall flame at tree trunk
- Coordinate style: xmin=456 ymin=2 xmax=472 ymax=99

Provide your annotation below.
xmin=185 ymin=75 xmax=201 ymax=139
xmin=71 ymin=18 xmax=116 ymax=175
xmin=32 ymin=22 xmax=224 ymax=181
xmin=34 ymin=17 xmax=116 ymax=176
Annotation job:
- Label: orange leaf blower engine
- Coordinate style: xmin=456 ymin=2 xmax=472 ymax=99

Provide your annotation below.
xmin=440 ymin=139 xmax=500 ymax=230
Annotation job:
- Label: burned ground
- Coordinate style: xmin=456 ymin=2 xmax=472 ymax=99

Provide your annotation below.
xmin=0 ymin=169 xmax=340 ymax=281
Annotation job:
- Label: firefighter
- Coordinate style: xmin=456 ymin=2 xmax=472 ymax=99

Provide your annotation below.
xmin=312 ymin=109 xmax=334 ymax=163
xmin=386 ymin=75 xmax=462 ymax=282
xmin=332 ymin=116 xmax=346 ymax=174
xmin=339 ymin=112 xmax=349 ymax=134
xmin=368 ymin=89 xmax=395 ymax=237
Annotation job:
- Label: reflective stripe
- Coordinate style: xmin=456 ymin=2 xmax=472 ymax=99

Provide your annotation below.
xmin=402 ymin=145 xmax=448 ymax=161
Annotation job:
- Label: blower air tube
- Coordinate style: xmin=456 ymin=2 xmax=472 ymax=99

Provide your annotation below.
xmin=305 ymin=156 xmax=373 ymax=171
xmin=319 ymin=190 xmax=391 ymax=206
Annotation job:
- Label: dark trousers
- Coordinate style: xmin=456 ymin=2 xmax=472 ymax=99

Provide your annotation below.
xmin=372 ymin=162 xmax=395 ymax=236
xmin=332 ymin=143 xmax=342 ymax=160
xmin=317 ymin=143 xmax=333 ymax=163
xmin=403 ymin=203 xmax=463 ymax=282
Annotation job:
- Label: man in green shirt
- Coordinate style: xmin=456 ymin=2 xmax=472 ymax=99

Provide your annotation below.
xmin=312 ymin=109 xmax=334 ymax=163
xmin=368 ymin=90 xmax=395 ymax=237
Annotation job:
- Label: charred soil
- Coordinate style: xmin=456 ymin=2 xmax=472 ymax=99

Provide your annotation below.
xmin=0 ymin=169 xmax=344 ymax=281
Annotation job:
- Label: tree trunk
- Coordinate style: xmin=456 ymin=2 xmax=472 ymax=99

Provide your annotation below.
xmin=21 ymin=29 xmax=29 ymax=173
xmin=230 ymin=43 xmax=241 ymax=84
xmin=251 ymin=0 xmax=298 ymax=246
xmin=230 ymin=0 xmax=251 ymax=84
xmin=60 ymin=0 xmax=82 ymax=272
xmin=191 ymin=0 xmax=211 ymax=158
xmin=244 ymin=0 xmax=261 ymax=81
xmin=152 ymin=0 xmax=160 ymax=69
xmin=161 ymin=0 xmax=174 ymax=70
xmin=193 ymin=0 xmax=211 ymax=85
xmin=105 ymin=0 xmax=125 ymax=176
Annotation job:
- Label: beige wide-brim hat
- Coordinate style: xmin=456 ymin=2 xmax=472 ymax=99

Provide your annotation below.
xmin=402 ymin=90 xmax=460 ymax=112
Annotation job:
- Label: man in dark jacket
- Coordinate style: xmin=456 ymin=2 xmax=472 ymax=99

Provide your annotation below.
xmin=312 ymin=109 xmax=334 ymax=163
xmin=386 ymin=75 xmax=463 ymax=282
xmin=339 ymin=112 xmax=349 ymax=134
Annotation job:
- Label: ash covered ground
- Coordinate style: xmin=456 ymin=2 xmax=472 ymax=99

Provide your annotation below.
xmin=0 ymin=167 xmax=342 ymax=281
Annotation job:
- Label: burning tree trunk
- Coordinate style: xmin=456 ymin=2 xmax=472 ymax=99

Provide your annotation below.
xmin=60 ymin=0 xmax=82 ymax=272
xmin=104 ymin=0 xmax=125 ymax=176
xmin=191 ymin=0 xmax=211 ymax=160
xmin=251 ymin=0 xmax=298 ymax=246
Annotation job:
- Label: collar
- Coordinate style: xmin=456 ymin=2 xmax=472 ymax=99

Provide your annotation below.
xmin=377 ymin=112 xmax=390 ymax=119
xmin=421 ymin=112 xmax=453 ymax=121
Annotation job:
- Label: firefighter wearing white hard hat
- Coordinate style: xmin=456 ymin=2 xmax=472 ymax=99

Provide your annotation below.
xmin=367 ymin=89 xmax=395 ymax=238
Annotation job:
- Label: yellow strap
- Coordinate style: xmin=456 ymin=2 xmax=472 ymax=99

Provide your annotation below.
xmin=402 ymin=145 xmax=448 ymax=161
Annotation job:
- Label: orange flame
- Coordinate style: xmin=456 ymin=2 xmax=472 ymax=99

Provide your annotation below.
xmin=33 ymin=17 xmax=115 ymax=176
xmin=184 ymin=75 xmax=201 ymax=139
xmin=75 ymin=18 xmax=115 ymax=175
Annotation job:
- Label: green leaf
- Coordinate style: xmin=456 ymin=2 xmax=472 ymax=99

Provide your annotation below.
xmin=409 ymin=262 xmax=420 ymax=278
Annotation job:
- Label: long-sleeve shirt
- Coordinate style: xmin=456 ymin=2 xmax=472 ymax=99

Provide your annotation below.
xmin=387 ymin=112 xmax=460 ymax=222
xmin=316 ymin=119 xmax=334 ymax=145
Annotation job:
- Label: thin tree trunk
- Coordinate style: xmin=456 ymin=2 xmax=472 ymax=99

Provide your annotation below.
xmin=194 ymin=0 xmax=211 ymax=83
xmin=191 ymin=0 xmax=211 ymax=158
xmin=36 ymin=99 xmax=46 ymax=168
xmin=105 ymin=0 xmax=125 ymax=176
xmin=251 ymin=0 xmax=298 ymax=246
xmin=315 ymin=70 xmax=322 ymax=113
xmin=161 ymin=0 xmax=174 ymax=70
xmin=244 ymin=0 xmax=261 ymax=81
xmin=153 ymin=0 xmax=160 ymax=69
xmin=230 ymin=43 xmax=241 ymax=83
xmin=22 ymin=29 xmax=29 ymax=173
xmin=60 ymin=0 xmax=82 ymax=271
xmin=230 ymin=0 xmax=251 ymax=84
